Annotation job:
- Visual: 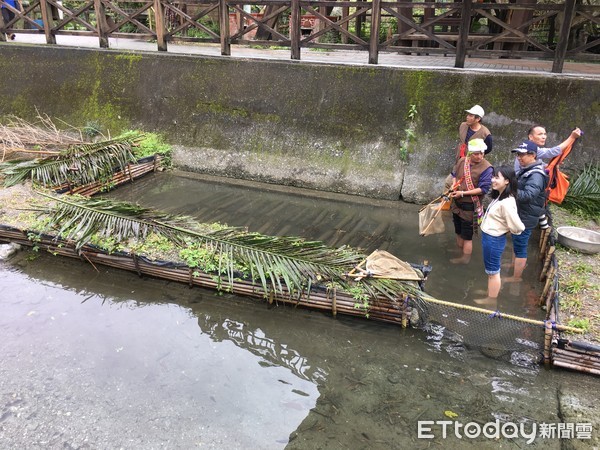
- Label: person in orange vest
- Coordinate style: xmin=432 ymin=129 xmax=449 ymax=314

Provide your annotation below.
xmin=513 ymin=125 xmax=581 ymax=174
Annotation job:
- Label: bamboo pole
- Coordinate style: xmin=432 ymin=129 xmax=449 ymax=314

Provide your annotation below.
xmin=552 ymin=360 xmax=600 ymax=376
xmin=544 ymin=320 xmax=553 ymax=365
xmin=0 ymin=227 xmax=585 ymax=335
xmin=539 ymin=228 xmax=551 ymax=257
xmin=421 ymin=295 xmax=583 ymax=333
xmin=540 ymin=246 xmax=555 ymax=281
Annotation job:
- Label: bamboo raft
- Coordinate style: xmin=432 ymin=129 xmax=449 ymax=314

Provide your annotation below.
xmin=552 ymin=341 xmax=600 ymax=376
xmin=53 ymin=155 xmax=163 ymax=196
xmin=537 ymin=226 xmax=600 ymax=376
xmin=0 ymin=225 xmax=420 ymax=327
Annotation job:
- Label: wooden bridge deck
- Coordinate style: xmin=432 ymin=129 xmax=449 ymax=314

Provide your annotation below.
xmin=5 ymin=33 xmax=600 ymax=77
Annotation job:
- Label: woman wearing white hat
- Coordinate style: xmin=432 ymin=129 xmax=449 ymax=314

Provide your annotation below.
xmin=448 ymin=138 xmax=493 ymax=264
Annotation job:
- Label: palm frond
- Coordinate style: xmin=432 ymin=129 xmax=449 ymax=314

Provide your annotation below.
xmin=1 ymin=136 xmax=140 ymax=188
xmin=37 ymin=192 xmax=423 ymax=302
xmin=59 ymin=133 xmax=144 ymax=157
xmin=563 ymin=164 xmax=600 ymax=220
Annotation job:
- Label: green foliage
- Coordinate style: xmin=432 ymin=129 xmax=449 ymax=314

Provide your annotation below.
xmin=182 ymin=22 xmax=219 ymax=39
xmin=36 ymin=192 xmax=424 ymax=304
xmin=399 ymin=104 xmax=418 ymax=162
xmin=180 ymin=245 xmax=222 ymax=273
xmin=562 ymin=164 xmax=600 ymax=221
xmin=83 ymin=120 xmax=103 ymax=137
xmin=561 ymin=274 xmax=591 ymax=295
xmin=89 ymin=234 xmax=123 ymax=254
xmin=26 ymin=232 xmax=41 ymax=252
xmin=116 ymin=131 xmax=172 ymax=167
xmin=573 ymin=262 xmax=593 ymax=275
xmin=349 ymin=284 xmax=371 ymax=317
xmin=0 ymin=136 xmax=142 ymax=188
xmin=566 ymin=318 xmax=591 ymax=332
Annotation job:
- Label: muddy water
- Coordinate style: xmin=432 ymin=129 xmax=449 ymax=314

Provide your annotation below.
xmin=0 ymin=172 xmax=594 ymax=449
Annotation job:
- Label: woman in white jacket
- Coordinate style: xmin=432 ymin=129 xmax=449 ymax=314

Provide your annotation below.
xmin=475 ymin=166 xmax=525 ymax=305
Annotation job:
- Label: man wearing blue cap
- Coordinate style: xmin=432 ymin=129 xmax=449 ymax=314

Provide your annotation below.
xmin=506 ymin=140 xmax=549 ymax=282
xmin=512 ymin=126 xmax=582 ymax=175
xmin=514 ymin=126 xmax=581 ymax=229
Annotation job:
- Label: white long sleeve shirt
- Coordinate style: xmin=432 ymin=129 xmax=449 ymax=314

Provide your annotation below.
xmin=481 ymin=196 xmax=525 ymax=237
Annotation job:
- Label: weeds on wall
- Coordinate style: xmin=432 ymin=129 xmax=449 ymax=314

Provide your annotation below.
xmin=398 ymin=104 xmax=417 ymax=162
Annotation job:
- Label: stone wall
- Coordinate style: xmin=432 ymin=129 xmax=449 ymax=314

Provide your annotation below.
xmin=0 ymin=45 xmax=598 ymax=203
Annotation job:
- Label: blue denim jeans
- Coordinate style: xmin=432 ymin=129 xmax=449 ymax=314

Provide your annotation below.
xmin=482 ymin=231 xmax=506 ymax=275
xmin=511 ymin=228 xmax=533 ymax=259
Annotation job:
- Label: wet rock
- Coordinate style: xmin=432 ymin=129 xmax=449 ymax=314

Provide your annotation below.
xmin=0 ymin=243 xmax=21 ymax=260
xmin=558 ymin=382 xmax=600 ymax=449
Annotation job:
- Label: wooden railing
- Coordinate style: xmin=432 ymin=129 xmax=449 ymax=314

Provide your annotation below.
xmin=1 ymin=0 xmax=598 ymax=73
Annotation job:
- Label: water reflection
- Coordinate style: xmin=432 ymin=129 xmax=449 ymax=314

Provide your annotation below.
xmin=3 ymin=173 xmax=596 ymax=448
xmin=0 ymin=254 xmax=320 ymax=448
xmin=197 ymin=315 xmax=327 ymax=384
xmin=1 ymin=246 xmax=597 ymax=449
xmin=107 ymin=171 xmax=546 ymax=318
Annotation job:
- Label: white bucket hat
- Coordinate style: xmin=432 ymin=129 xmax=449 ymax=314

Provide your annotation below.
xmin=465 ymin=105 xmax=485 ymax=119
xmin=467 ymin=138 xmax=488 ymax=153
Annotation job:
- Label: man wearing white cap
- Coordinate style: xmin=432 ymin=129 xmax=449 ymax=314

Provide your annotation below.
xmin=455 ymin=105 xmax=493 ymax=162
xmin=448 ymin=138 xmax=493 ymax=264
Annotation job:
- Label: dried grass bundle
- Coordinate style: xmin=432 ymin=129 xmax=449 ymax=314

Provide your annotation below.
xmin=0 ymin=112 xmax=89 ymax=161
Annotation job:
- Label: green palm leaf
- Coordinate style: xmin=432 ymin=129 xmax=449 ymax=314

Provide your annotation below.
xmin=37 ymin=192 xmax=423 ymax=303
xmin=563 ymin=164 xmax=600 ymax=220
xmin=1 ymin=135 xmax=142 ymax=188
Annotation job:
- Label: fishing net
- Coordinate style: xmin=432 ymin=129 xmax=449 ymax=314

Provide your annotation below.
xmin=365 ymin=250 xmax=423 ymax=281
xmin=410 ymin=295 xmax=545 ymax=364
xmin=419 ymin=202 xmax=446 ymax=236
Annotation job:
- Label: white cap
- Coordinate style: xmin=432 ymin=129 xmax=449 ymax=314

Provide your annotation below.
xmin=465 ymin=105 xmax=485 ymax=119
xmin=467 ymin=138 xmax=487 ymax=153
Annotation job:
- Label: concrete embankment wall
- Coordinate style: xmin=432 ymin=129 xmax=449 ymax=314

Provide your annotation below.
xmin=0 ymin=44 xmax=598 ymax=203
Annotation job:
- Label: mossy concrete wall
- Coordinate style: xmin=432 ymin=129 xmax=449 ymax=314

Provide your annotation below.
xmin=0 ymin=44 xmax=598 ymax=203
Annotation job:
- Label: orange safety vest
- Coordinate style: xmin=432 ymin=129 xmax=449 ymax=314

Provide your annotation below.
xmin=546 ymin=142 xmax=573 ymax=205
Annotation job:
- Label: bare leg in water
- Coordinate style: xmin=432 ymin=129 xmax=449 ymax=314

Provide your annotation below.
xmin=451 ymin=237 xmax=472 ymax=264
xmin=505 ymin=257 xmax=526 ymax=282
xmin=475 ymin=273 xmax=501 ymax=305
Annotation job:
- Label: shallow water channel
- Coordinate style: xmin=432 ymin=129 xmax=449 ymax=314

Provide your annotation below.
xmin=0 ymin=172 xmax=596 ymax=448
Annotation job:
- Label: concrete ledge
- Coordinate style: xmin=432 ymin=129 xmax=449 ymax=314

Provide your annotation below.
xmin=1 ymin=44 xmax=598 ymax=203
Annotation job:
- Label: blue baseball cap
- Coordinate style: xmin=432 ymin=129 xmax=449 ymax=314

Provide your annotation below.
xmin=511 ymin=140 xmax=538 ymax=154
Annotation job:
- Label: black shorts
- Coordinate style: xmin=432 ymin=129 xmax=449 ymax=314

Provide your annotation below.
xmin=453 ymin=212 xmax=474 ymax=241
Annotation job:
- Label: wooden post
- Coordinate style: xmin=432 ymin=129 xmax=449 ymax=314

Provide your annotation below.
xmin=0 ymin=8 xmax=7 ymax=42
xmin=455 ymin=0 xmax=472 ymax=68
xmin=552 ymin=0 xmax=577 ymax=74
xmin=332 ymin=287 xmax=337 ymax=317
xmin=154 ymin=0 xmax=167 ymax=51
xmin=39 ymin=0 xmax=56 ymax=44
xmin=368 ymin=0 xmax=381 ymax=64
xmin=544 ymin=320 xmax=553 ymax=365
xmin=219 ymin=0 xmax=230 ymax=55
xmin=290 ymin=0 xmax=300 ymax=60
xmin=93 ymin=0 xmax=109 ymax=48
xmin=355 ymin=10 xmax=363 ymax=40
xmin=341 ymin=6 xmax=349 ymax=44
